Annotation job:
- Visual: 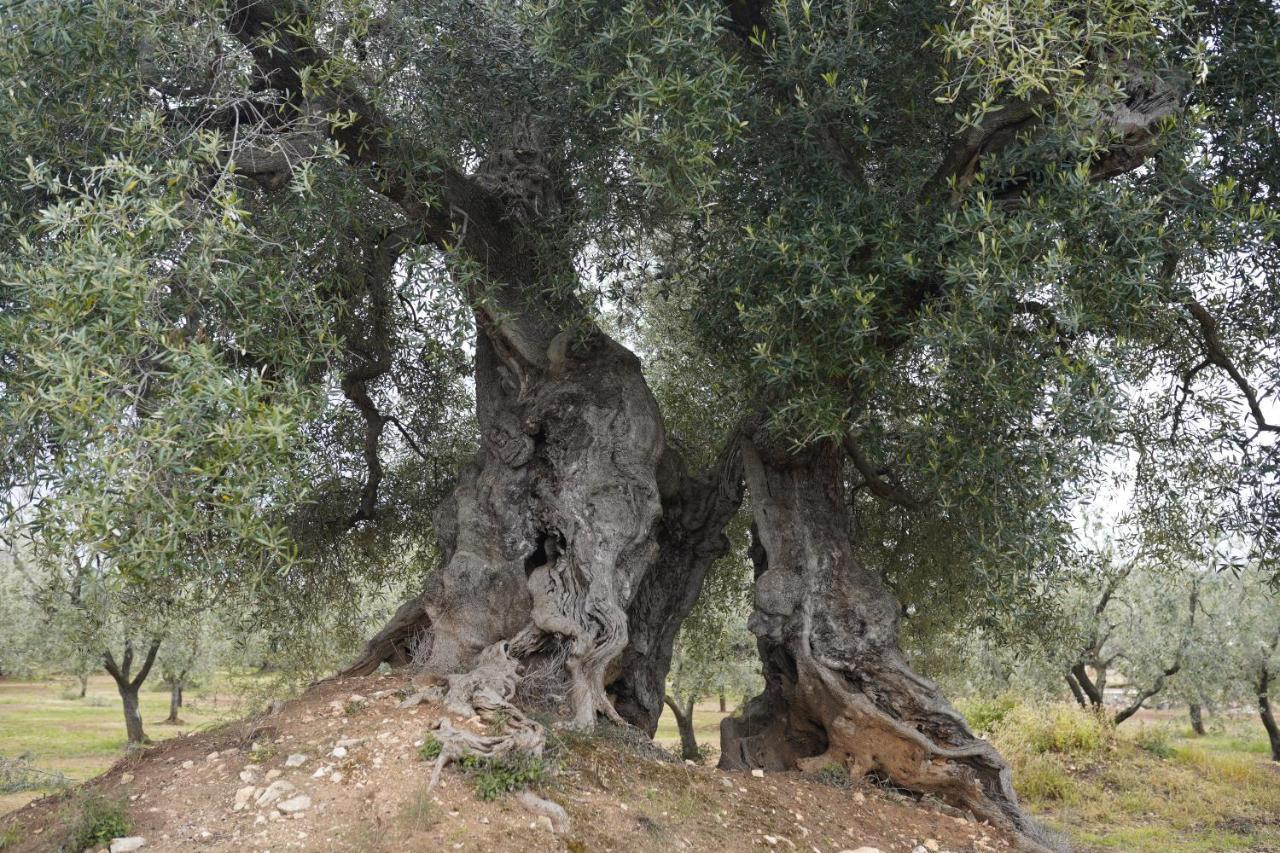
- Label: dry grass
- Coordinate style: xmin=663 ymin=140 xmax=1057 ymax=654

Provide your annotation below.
xmin=982 ymin=702 xmax=1280 ymax=852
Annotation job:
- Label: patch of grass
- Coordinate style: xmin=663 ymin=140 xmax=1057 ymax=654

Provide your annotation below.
xmin=62 ymin=792 xmax=130 ymax=851
xmin=459 ymin=750 xmax=552 ymax=801
xmin=956 ymin=694 xmax=1019 ymax=734
xmin=1133 ymin=725 xmax=1174 ymax=759
xmin=0 ymin=674 xmax=239 ymax=812
xmin=992 ymin=702 xmax=1111 ymax=756
xmin=0 ymin=824 xmax=21 ymax=850
xmin=399 ymin=785 xmax=439 ymax=831
xmin=814 ymin=762 xmax=852 ymax=789
xmin=417 ymin=734 xmax=442 ymax=761
xmin=988 ymin=704 xmax=1280 ymax=853
xmin=1013 ymin=754 xmax=1078 ymax=803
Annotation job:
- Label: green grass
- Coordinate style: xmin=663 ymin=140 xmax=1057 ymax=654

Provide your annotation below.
xmin=0 ymin=674 xmax=241 ymax=815
xmin=986 ymin=703 xmax=1280 ymax=852
xmin=653 ymin=699 xmax=731 ymax=756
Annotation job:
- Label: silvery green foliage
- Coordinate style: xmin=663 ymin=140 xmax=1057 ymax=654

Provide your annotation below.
xmin=0 ymin=0 xmax=1276 ymax=648
xmin=535 ymin=0 xmax=1279 ymax=602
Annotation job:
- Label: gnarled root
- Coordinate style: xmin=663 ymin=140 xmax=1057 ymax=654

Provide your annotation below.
xmin=425 ymin=640 xmax=547 ymax=790
xmin=722 ymin=435 xmax=1054 ymax=851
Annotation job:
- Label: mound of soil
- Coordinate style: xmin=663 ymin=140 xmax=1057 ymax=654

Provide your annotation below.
xmin=1 ymin=675 xmax=1022 ymax=852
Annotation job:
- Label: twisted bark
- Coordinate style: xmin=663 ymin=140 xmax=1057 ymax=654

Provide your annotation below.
xmin=719 ymin=435 xmax=1047 ymax=847
xmin=609 ymin=438 xmax=745 ymax=732
xmin=345 ymin=321 xmax=668 ymax=727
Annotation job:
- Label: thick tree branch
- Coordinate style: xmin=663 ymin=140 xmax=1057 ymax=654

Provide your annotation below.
xmin=841 ymin=434 xmax=920 ymax=510
xmin=1185 ymin=299 xmax=1279 ymax=435
xmin=131 ymin=639 xmax=163 ymax=691
xmin=223 ymin=0 xmax=500 ymax=248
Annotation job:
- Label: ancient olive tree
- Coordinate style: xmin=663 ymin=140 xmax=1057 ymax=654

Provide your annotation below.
xmin=2 ymin=0 xmax=1278 ymax=844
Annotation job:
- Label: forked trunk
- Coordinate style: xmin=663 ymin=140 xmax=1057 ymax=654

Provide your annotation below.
xmin=720 ymin=436 xmax=1045 ymax=846
xmin=104 ymin=639 xmax=160 ymax=745
xmin=665 ymin=695 xmax=701 ymax=761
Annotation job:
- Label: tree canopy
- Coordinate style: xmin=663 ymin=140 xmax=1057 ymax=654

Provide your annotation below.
xmin=2 ymin=0 xmax=1278 ymax=841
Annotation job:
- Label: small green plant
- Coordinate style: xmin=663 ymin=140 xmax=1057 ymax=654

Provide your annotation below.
xmin=344 ymin=699 xmax=367 ymax=716
xmin=418 ymin=734 xmax=443 ymax=761
xmin=0 ymin=824 xmax=22 ymax=851
xmin=459 ymin=750 xmax=551 ymax=801
xmin=1134 ymin=726 xmax=1174 ymax=759
xmin=64 ymin=793 xmax=130 ymax=850
xmin=399 ymin=785 xmax=440 ymax=830
xmin=483 ymin=711 xmax=511 ymax=736
xmin=956 ymin=694 xmax=1019 ymax=734
xmin=815 ymin=762 xmax=852 ymax=789
xmin=249 ymin=739 xmax=279 ymax=762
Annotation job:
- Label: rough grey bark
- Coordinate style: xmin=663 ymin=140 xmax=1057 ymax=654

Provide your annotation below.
xmin=609 ymin=439 xmax=744 ymax=733
xmin=103 ymin=639 xmax=161 ymax=745
xmin=719 ymin=435 xmax=1046 ymax=845
xmin=345 ymin=322 xmax=669 ymax=728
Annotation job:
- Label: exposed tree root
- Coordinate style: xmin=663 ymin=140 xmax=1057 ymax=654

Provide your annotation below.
xmin=424 ymin=640 xmax=547 ymax=790
xmin=722 ymin=436 xmax=1055 ymax=852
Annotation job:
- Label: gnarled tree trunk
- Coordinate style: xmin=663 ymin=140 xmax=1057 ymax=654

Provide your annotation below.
xmin=719 ymin=435 xmax=1046 ymax=845
xmin=609 ymin=439 xmax=744 ymax=733
xmin=345 ymin=322 xmax=668 ymax=728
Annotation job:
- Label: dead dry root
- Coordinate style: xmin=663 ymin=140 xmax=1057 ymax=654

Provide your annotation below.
xmin=419 ymin=640 xmax=548 ymax=791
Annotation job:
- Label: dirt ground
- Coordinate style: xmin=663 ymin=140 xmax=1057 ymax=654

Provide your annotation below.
xmin=1 ymin=674 xmax=1023 ymax=852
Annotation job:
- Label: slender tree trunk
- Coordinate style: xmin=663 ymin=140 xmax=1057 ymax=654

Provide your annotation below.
xmin=665 ymin=694 xmax=701 ymax=761
xmin=1065 ymin=673 xmax=1087 ymax=707
xmin=78 ymin=672 xmax=89 ymax=699
xmin=719 ymin=692 xmax=727 ymax=713
xmin=104 ymin=639 xmax=161 ymax=745
xmin=1260 ymin=667 xmax=1280 ymax=763
xmin=120 ymin=685 xmax=145 ymax=744
xmin=1189 ymin=702 xmax=1205 ymax=736
xmin=166 ymin=680 xmax=185 ymax=724
xmin=719 ymin=435 xmax=1044 ymax=845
